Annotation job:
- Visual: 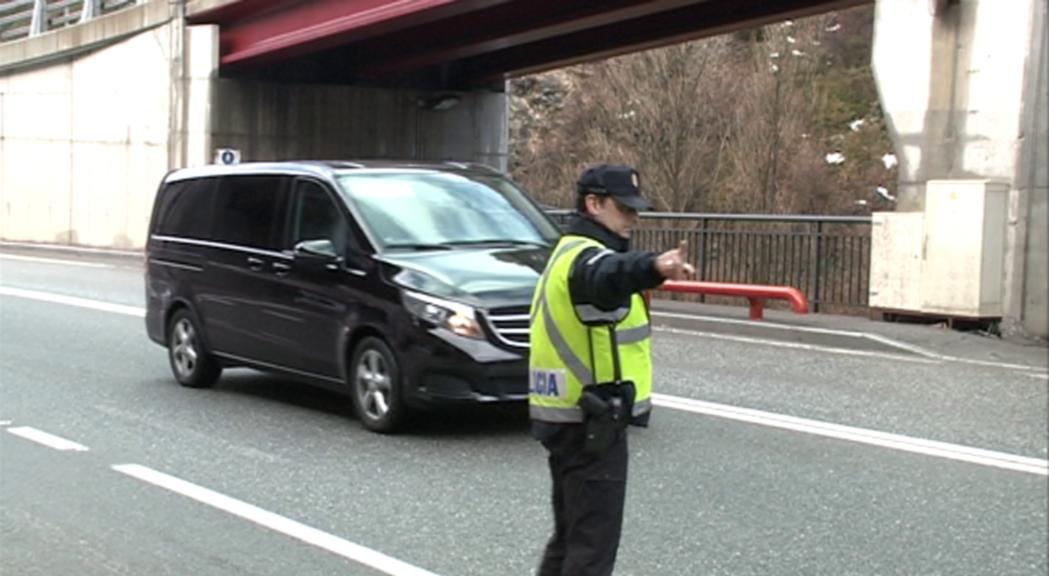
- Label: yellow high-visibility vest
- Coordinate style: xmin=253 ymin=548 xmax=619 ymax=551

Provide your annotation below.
xmin=528 ymin=235 xmax=652 ymax=423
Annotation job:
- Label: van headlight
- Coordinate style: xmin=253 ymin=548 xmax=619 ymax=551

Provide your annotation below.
xmin=402 ymin=291 xmax=484 ymax=339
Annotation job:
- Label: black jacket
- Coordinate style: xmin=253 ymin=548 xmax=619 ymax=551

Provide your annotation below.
xmin=565 ymin=215 xmax=666 ymax=312
xmin=531 ymin=215 xmax=665 ymax=439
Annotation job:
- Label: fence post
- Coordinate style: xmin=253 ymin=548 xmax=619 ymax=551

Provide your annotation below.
xmin=813 ymin=221 xmax=823 ymax=313
xmin=30 ymin=0 xmax=47 ymax=36
xmin=81 ymin=0 xmax=99 ymax=23
xmin=697 ymin=217 xmax=707 ymax=303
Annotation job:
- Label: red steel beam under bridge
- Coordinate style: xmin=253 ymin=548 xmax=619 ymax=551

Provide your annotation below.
xmin=189 ymin=0 xmax=872 ymax=85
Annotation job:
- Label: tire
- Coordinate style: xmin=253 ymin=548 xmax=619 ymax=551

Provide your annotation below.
xmin=167 ymin=308 xmax=221 ymax=389
xmin=349 ymin=337 xmax=405 ymax=433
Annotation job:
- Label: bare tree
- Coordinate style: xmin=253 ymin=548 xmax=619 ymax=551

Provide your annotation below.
xmin=509 ymin=5 xmax=894 ymax=216
xmin=568 ymin=39 xmax=738 ymax=212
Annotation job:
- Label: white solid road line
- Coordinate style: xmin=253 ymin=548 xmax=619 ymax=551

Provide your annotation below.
xmin=652 ymin=394 xmax=1049 ymax=476
xmin=5 ymin=286 xmax=1045 ymax=475
xmin=0 ymin=253 xmax=112 ymax=268
xmin=112 ymin=464 xmax=441 ymax=576
xmin=7 ymin=426 xmax=89 ymax=451
xmin=0 ymin=286 xmax=145 ymax=317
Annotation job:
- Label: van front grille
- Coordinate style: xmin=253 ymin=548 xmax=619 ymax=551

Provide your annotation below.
xmin=484 ymin=305 xmax=530 ymax=348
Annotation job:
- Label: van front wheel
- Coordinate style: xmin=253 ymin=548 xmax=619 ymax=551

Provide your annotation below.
xmin=350 ymin=337 xmax=404 ymax=433
xmin=168 ymin=309 xmax=221 ymax=388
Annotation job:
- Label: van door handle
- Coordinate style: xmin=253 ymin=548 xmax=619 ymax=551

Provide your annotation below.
xmin=272 ymin=262 xmax=291 ymax=276
xmin=246 ymin=257 xmax=264 ymax=271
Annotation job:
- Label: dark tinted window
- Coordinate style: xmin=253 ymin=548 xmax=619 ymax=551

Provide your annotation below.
xmin=212 ymin=176 xmax=288 ymax=250
xmin=290 ymin=180 xmax=348 ymax=256
xmin=154 ymin=178 xmax=215 ymax=239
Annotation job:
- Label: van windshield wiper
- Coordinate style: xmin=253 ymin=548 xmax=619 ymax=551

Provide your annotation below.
xmin=441 ymin=239 xmax=549 ymax=247
xmin=384 ymin=242 xmax=454 ymax=251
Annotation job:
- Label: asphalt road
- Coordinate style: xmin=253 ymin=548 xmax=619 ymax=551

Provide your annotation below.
xmin=1 ymin=250 xmax=1046 ymax=575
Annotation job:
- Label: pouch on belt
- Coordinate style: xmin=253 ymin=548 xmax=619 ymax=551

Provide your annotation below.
xmin=578 ymin=381 xmax=635 ymax=456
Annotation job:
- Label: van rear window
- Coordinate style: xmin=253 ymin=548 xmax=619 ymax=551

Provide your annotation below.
xmin=211 ymin=176 xmax=288 ymax=250
xmin=154 ymin=179 xmax=215 ymax=239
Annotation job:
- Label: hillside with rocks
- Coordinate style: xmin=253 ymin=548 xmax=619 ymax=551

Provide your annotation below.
xmin=508 ymin=5 xmax=896 ymax=216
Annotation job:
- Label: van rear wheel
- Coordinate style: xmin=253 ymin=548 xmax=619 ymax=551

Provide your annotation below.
xmin=350 ymin=337 xmax=404 ymax=433
xmin=168 ymin=309 xmax=221 ymax=388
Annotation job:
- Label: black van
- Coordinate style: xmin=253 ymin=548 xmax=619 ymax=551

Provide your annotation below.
xmin=145 ymin=161 xmax=560 ymax=432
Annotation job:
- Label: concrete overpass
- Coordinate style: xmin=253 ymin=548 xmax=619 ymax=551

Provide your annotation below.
xmin=0 ymin=0 xmax=1045 ymax=337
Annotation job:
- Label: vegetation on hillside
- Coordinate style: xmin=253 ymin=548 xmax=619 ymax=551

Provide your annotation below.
xmin=508 ymin=5 xmax=897 ymax=215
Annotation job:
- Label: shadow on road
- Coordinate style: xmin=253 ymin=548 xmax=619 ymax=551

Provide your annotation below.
xmin=206 ymin=369 xmax=531 ymax=438
xmin=213 ymin=370 xmax=354 ymax=418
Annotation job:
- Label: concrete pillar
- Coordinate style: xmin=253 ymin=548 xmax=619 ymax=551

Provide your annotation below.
xmin=872 ymin=0 xmax=1047 ymax=338
xmin=184 ymin=25 xmax=219 ymax=167
xmin=1017 ymin=1 xmax=1048 ymax=338
xmin=414 ymin=88 xmax=509 ymax=170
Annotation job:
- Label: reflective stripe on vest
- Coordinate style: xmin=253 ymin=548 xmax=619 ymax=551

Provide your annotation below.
xmin=574 ymin=303 xmax=629 ymax=324
xmin=530 ymin=239 xmax=586 ymax=325
xmin=528 ymin=235 xmax=653 ymax=423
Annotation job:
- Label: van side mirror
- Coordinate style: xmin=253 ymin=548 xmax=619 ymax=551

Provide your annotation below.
xmin=293 ymin=239 xmax=341 ymax=261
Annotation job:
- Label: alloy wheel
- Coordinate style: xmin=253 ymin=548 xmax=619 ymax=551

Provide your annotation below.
xmin=171 ymin=318 xmax=199 ymax=379
xmin=355 ymin=349 xmax=391 ymax=421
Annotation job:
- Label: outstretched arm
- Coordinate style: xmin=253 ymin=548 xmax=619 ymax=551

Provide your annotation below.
xmin=569 ymin=241 xmax=695 ymax=312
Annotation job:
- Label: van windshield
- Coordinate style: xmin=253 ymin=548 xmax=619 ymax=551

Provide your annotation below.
xmin=336 ymin=171 xmax=561 ymax=251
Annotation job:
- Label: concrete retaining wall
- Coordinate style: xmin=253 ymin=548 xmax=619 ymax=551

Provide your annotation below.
xmin=0 ymin=23 xmax=175 ymax=248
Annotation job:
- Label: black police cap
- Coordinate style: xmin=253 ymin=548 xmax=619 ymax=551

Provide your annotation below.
xmin=576 ymin=164 xmax=650 ymax=211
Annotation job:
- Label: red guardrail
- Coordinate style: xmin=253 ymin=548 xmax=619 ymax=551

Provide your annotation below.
xmin=656 ymin=281 xmax=810 ymax=320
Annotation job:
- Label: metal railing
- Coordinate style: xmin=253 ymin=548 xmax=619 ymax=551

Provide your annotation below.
xmin=0 ymin=0 xmax=138 ymax=43
xmin=547 ymin=210 xmax=873 ymax=313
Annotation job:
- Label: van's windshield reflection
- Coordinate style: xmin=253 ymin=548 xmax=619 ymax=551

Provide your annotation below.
xmin=336 ymin=171 xmax=560 ymax=251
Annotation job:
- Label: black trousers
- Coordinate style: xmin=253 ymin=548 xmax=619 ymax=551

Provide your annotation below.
xmin=537 ymin=424 xmax=629 ymax=576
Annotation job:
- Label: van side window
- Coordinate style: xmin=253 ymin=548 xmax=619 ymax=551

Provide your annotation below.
xmin=154 ymin=178 xmax=215 ymax=239
xmin=212 ymin=176 xmax=288 ymax=250
xmin=291 ymin=180 xmax=348 ymax=256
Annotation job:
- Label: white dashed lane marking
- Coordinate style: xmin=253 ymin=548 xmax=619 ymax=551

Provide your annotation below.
xmin=7 ymin=426 xmax=89 ymax=451
xmin=113 ymin=465 xmax=442 ymax=576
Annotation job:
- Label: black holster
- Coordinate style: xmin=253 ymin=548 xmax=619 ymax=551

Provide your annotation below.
xmin=578 ymin=381 xmax=635 ymax=456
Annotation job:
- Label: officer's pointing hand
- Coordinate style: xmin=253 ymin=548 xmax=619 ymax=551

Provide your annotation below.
xmin=655 ymin=240 xmax=696 ymax=280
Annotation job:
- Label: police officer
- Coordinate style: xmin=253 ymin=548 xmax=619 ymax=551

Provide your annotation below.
xmin=529 ymin=164 xmax=694 ymax=576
